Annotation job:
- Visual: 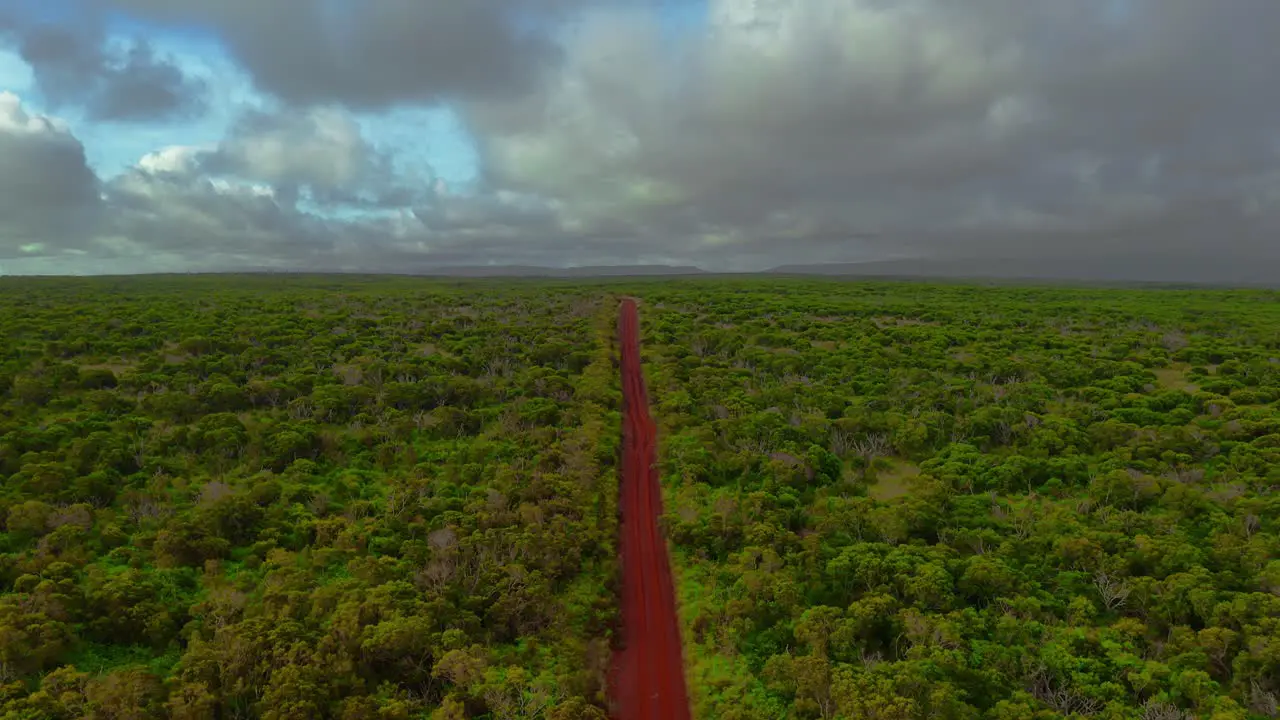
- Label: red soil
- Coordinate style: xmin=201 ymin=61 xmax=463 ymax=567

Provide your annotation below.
xmin=610 ymin=298 xmax=692 ymax=720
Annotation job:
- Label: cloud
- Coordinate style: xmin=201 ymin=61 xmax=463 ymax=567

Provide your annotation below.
xmin=79 ymin=120 xmax=581 ymax=272
xmin=196 ymin=105 xmax=466 ymax=213
xmin=414 ymin=188 xmax=557 ymax=233
xmin=95 ymin=108 xmax=404 ymax=269
xmin=101 ymin=163 xmax=340 ymax=266
xmin=101 ymin=0 xmax=573 ymax=108
xmin=92 ymin=163 xmax=602 ymax=273
xmin=90 ymin=131 xmax=666 ymax=272
xmin=200 ymin=106 xmax=389 ymax=204
xmin=0 ymin=94 xmax=585 ymax=273
xmin=470 ymin=1 xmax=1027 ymax=230
xmin=9 ymin=21 xmax=207 ymax=122
xmin=0 ymin=92 xmax=101 ymax=259
xmin=7 ymin=0 xmax=1280 ymax=278
xmin=461 ymin=0 xmax=1280 ymax=270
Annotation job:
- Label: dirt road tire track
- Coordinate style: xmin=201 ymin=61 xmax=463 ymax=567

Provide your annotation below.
xmin=610 ymin=298 xmax=692 ymax=720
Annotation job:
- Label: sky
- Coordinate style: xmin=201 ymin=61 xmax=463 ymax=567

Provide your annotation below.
xmin=1 ymin=0 xmax=1279 ymax=279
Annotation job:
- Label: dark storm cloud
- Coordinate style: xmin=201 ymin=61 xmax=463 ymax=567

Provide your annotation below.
xmin=413 ymin=191 xmax=560 ymax=234
xmin=0 ymin=93 xmax=101 ymax=258
xmin=463 ymin=0 xmax=1280 ymax=274
xmin=99 ymin=0 xmax=573 ymax=108
xmin=8 ymin=0 xmax=1280 ymax=279
xmin=8 ymin=22 xmax=207 ymax=122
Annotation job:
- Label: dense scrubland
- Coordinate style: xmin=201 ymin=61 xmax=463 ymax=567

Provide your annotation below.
xmin=2 ymin=276 xmax=1279 ymax=720
xmin=0 ymin=277 xmax=621 ymax=719
xmin=637 ymin=282 xmax=1280 ymax=720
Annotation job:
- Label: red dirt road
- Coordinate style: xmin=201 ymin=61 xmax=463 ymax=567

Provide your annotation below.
xmin=610 ymin=298 xmax=692 ymax=720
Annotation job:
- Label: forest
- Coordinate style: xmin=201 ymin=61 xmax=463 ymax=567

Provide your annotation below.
xmin=0 ymin=276 xmax=621 ymax=719
xmin=2 ymin=275 xmax=1279 ymax=720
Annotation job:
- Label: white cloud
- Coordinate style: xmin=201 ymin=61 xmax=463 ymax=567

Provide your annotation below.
xmin=137 ymin=144 xmax=206 ymax=174
xmin=214 ymin=106 xmax=368 ymax=191
xmin=0 ymin=90 xmax=72 ymax=134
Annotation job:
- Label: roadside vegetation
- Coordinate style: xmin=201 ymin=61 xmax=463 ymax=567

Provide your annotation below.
xmin=634 ymin=280 xmax=1280 ymax=720
xmin=2 ymin=276 xmax=1279 ymax=719
xmin=0 ymin=276 xmax=620 ymax=719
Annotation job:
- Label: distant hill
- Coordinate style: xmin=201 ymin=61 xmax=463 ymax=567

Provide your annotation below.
xmin=767 ymin=256 xmax=1280 ymax=288
xmin=413 ymin=264 xmax=708 ymax=278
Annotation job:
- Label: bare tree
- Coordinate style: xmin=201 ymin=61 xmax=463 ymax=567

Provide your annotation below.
xmin=384 ymin=488 xmax=416 ymax=519
xmin=1027 ymin=666 xmax=1103 ymax=716
xmin=992 ymin=420 xmax=1014 ymax=445
xmin=1094 ymin=571 xmax=1132 ymax=611
xmin=1008 ymin=509 xmax=1035 ymax=541
xmin=852 ymin=432 xmax=892 ymax=463
xmin=483 ymin=356 xmax=513 ymax=379
xmin=1249 ymin=682 xmax=1279 ymax=718
xmin=1243 ymin=513 xmax=1261 ymax=538
xmin=689 ymin=335 xmax=709 ymax=357
xmin=829 ymin=430 xmax=852 ymax=457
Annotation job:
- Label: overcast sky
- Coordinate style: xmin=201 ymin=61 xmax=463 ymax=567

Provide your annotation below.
xmin=1 ymin=0 xmax=1278 ymax=278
